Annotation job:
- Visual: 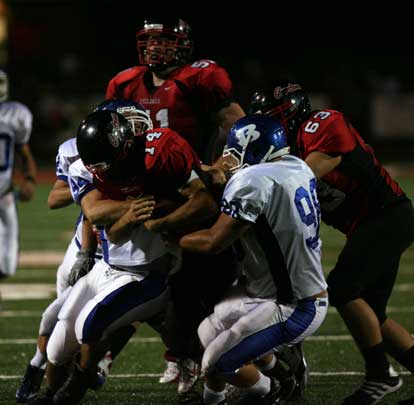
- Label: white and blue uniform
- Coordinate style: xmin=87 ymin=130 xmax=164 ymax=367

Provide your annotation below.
xmin=0 ymin=101 xmax=32 ymax=276
xmin=39 ymin=139 xmax=102 ymax=336
xmin=47 ymin=159 xmax=179 ymax=365
xmin=54 ymin=138 xmax=83 ymax=296
xmin=198 ymin=155 xmax=328 ymax=373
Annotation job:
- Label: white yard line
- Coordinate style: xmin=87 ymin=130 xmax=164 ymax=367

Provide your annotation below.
xmin=3 ymin=304 xmax=414 ymax=317
xmin=0 ymin=284 xmax=56 ymax=300
xmin=1 ymin=371 xmax=412 ymax=380
xmin=2 ymin=335 xmax=414 ymax=345
xmin=2 ymin=282 xmax=414 ymax=301
xmin=18 ymin=251 xmax=64 ymax=267
xmin=0 ymin=337 xmax=161 ymax=344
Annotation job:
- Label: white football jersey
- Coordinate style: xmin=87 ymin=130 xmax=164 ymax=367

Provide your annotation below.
xmin=0 ymin=101 xmax=32 ymax=195
xmin=56 ymin=137 xmax=79 ymax=182
xmin=222 ymin=154 xmax=327 ymax=302
xmin=68 ymin=159 xmax=167 ymax=267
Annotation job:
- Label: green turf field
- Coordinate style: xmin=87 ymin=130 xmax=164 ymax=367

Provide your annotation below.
xmin=1 ymin=181 xmax=414 ymax=404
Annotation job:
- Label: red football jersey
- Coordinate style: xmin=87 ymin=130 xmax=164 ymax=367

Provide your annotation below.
xmin=105 ymin=60 xmax=234 ymax=162
xmin=296 ymin=110 xmax=406 ymax=235
xmin=94 ymin=127 xmax=201 ymax=201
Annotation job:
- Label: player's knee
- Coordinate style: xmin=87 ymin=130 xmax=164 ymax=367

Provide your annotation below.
xmin=75 ymin=300 xmax=105 ymax=344
xmin=198 ymin=316 xmax=218 ymax=349
xmin=39 ymin=298 xmax=64 ymax=336
xmin=327 ymin=273 xmax=359 ymax=307
xmin=214 ymin=352 xmax=240 ymax=374
xmin=364 ymin=298 xmax=387 ymax=325
xmin=47 ymin=320 xmax=78 ymax=366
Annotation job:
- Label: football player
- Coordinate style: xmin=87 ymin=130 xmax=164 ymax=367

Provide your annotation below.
xmin=31 ymin=109 xmax=219 ymax=405
xmin=177 ymin=114 xmax=328 ymax=405
xmin=0 ymin=69 xmax=36 ymax=280
xmin=250 ymin=82 xmax=414 ymax=404
xmin=16 ymin=137 xmax=102 ymax=403
xmin=18 ymin=100 xmax=151 ymax=403
xmin=106 ymin=17 xmax=245 ymax=389
xmin=106 ymin=17 xmax=245 ymax=165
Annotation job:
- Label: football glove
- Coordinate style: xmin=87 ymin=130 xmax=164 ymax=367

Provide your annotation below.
xmin=68 ymin=249 xmax=95 ymax=286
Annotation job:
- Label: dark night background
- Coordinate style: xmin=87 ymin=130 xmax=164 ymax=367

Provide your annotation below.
xmin=4 ymin=0 xmax=414 ymax=165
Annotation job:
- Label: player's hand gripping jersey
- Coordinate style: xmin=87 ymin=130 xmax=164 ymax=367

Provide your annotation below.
xmin=106 ymin=61 xmax=233 ymax=158
xmin=296 ymin=110 xmax=406 ymax=235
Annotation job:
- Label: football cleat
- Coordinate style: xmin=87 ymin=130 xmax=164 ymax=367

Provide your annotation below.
xmin=92 ymin=351 xmax=113 ymax=390
xmin=53 ymin=364 xmax=89 ymax=405
xmin=26 ymin=388 xmax=53 ymax=405
xmin=276 ymin=342 xmax=308 ymax=399
xmin=16 ymin=364 xmax=45 ymax=403
xmin=341 ymin=367 xmax=403 ymax=405
xmin=233 ymin=377 xmax=281 ymax=405
xmin=159 ymin=360 xmax=180 ymax=384
xmin=177 ymin=358 xmax=200 ymax=395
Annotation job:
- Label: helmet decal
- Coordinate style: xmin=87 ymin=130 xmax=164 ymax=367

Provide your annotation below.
xmin=273 ymin=83 xmax=302 ymax=99
xmin=107 ymin=112 xmax=121 ymax=148
xmin=235 ymin=124 xmax=260 ymax=147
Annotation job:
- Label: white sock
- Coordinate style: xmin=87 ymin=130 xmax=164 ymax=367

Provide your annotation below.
xmin=248 ymin=372 xmax=271 ymax=397
xmin=30 ymin=347 xmax=46 ymax=369
xmin=258 ymin=355 xmax=277 ymax=372
xmin=203 ymin=383 xmax=226 ymax=404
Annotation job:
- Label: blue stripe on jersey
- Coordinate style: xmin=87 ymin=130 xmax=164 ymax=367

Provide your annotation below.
xmin=254 ymin=214 xmax=294 ymax=304
xmin=215 ymin=299 xmax=316 ymax=374
xmin=78 ymin=183 xmax=97 ymax=203
xmin=81 ymin=271 xmax=167 ymax=343
xmin=100 ymin=229 xmax=109 ymax=263
xmin=57 ymin=175 xmax=68 ymax=182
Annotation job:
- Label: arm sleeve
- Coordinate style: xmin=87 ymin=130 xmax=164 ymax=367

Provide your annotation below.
xmin=197 ymin=64 xmax=234 ymax=112
xmin=68 ymin=161 xmax=96 ymax=204
xmin=14 ymin=103 xmax=33 ymax=145
xmin=221 ymin=171 xmax=270 ymax=223
xmin=105 ymin=77 xmax=117 ymax=99
xmin=306 ymin=114 xmax=357 ymax=156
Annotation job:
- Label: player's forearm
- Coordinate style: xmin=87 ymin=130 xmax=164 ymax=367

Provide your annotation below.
xmin=81 ymin=218 xmax=98 ymax=251
xmin=81 ymin=194 xmax=131 ymax=226
xmin=48 ymin=188 xmax=73 ymax=209
xmin=20 ymin=144 xmax=37 ymax=180
xmin=105 ymin=214 xmax=136 ymax=245
xmin=148 ymin=190 xmax=218 ymax=233
xmin=179 ymin=229 xmax=221 ymax=254
xmin=217 ymin=102 xmax=246 ymax=133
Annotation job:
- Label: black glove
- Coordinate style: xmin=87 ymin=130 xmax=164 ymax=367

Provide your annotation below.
xmin=68 ymin=249 xmax=95 ymax=286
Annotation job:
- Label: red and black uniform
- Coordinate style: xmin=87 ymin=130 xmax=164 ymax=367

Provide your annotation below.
xmin=95 ymin=127 xmax=200 ymax=201
xmin=297 ymin=110 xmax=414 ymax=319
xmin=106 ymin=60 xmax=234 ymax=163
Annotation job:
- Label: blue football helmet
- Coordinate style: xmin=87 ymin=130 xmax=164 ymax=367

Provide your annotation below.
xmin=223 ymin=114 xmax=290 ymax=174
xmin=95 ymin=99 xmax=153 ymax=135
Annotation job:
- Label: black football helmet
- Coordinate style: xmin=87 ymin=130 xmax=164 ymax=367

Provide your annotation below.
xmin=249 ymin=82 xmax=312 ymax=137
xmin=136 ymin=18 xmax=193 ymax=71
xmin=76 ymin=110 xmax=135 ymax=179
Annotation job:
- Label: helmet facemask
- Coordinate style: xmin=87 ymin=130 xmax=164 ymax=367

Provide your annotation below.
xmin=116 ymin=106 xmax=153 ymax=136
xmin=136 ymin=20 xmax=193 ymax=71
xmin=223 ymin=120 xmax=290 ymax=177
